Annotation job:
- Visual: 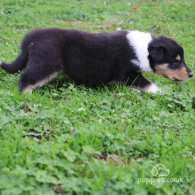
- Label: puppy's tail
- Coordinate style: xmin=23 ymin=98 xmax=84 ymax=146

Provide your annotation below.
xmin=0 ymin=52 xmax=28 ymax=74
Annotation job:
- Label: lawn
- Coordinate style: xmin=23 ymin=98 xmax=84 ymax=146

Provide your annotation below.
xmin=0 ymin=0 xmax=195 ymax=194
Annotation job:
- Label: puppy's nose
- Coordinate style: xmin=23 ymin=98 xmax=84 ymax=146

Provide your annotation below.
xmin=189 ymin=72 xmax=193 ymax=78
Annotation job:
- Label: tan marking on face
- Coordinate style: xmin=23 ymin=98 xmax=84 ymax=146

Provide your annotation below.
xmin=176 ymin=55 xmax=181 ymax=61
xmin=154 ymin=63 xmax=189 ymax=81
xmin=154 ymin=63 xmax=169 ymax=75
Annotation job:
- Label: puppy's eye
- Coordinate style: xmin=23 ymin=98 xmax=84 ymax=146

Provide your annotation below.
xmin=169 ymin=62 xmax=181 ymax=69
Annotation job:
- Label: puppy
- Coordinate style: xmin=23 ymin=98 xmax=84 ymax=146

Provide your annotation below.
xmin=0 ymin=29 xmax=193 ymax=93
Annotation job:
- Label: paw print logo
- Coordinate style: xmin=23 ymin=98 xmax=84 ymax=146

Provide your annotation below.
xmin=151 ymin=164 xmax=170 ymax=177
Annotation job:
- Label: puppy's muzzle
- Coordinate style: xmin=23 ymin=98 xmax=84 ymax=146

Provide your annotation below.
xmin=188 ymin=71 xmax=193 ymax=78
xmin=186 ymin=66 xmax=193 ymax=78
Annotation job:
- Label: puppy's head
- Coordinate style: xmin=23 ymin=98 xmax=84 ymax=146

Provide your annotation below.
xmin=148 ymin=36 xmax=193 ymax=81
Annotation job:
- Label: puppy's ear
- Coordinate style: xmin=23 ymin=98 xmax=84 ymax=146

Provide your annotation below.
xmin=148 ymin=45 xmax=165 ymax=62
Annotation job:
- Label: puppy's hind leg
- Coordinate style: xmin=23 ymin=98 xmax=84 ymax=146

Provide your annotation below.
xmin=19 ymin=64 xmax=62 ymax=94
xmin=19 ymin=43 xmax=64 ymax=93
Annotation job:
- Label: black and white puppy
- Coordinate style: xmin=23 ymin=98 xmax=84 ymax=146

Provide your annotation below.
xmin=0 ymin=29 xmax=193 ymax=93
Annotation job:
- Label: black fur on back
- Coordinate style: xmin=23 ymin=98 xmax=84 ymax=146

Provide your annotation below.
xmin=1 ymin=29 xmax=140 ymax=89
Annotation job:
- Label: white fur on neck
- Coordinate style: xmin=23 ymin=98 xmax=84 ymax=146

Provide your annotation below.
xmin=126 ymin=30 xmax=152 ymax=72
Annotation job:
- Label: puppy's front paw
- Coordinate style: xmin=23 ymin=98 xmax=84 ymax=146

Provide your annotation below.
xmin=144 ymin=83 xmax=161 ymax=94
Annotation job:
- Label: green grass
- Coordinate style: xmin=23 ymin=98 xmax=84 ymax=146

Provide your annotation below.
xmin=0 ymin=0 xmax=195 ymax=194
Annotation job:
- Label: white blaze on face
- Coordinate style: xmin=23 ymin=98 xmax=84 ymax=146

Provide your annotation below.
xmin=126 ymin=30 xmax=153 ymax=72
